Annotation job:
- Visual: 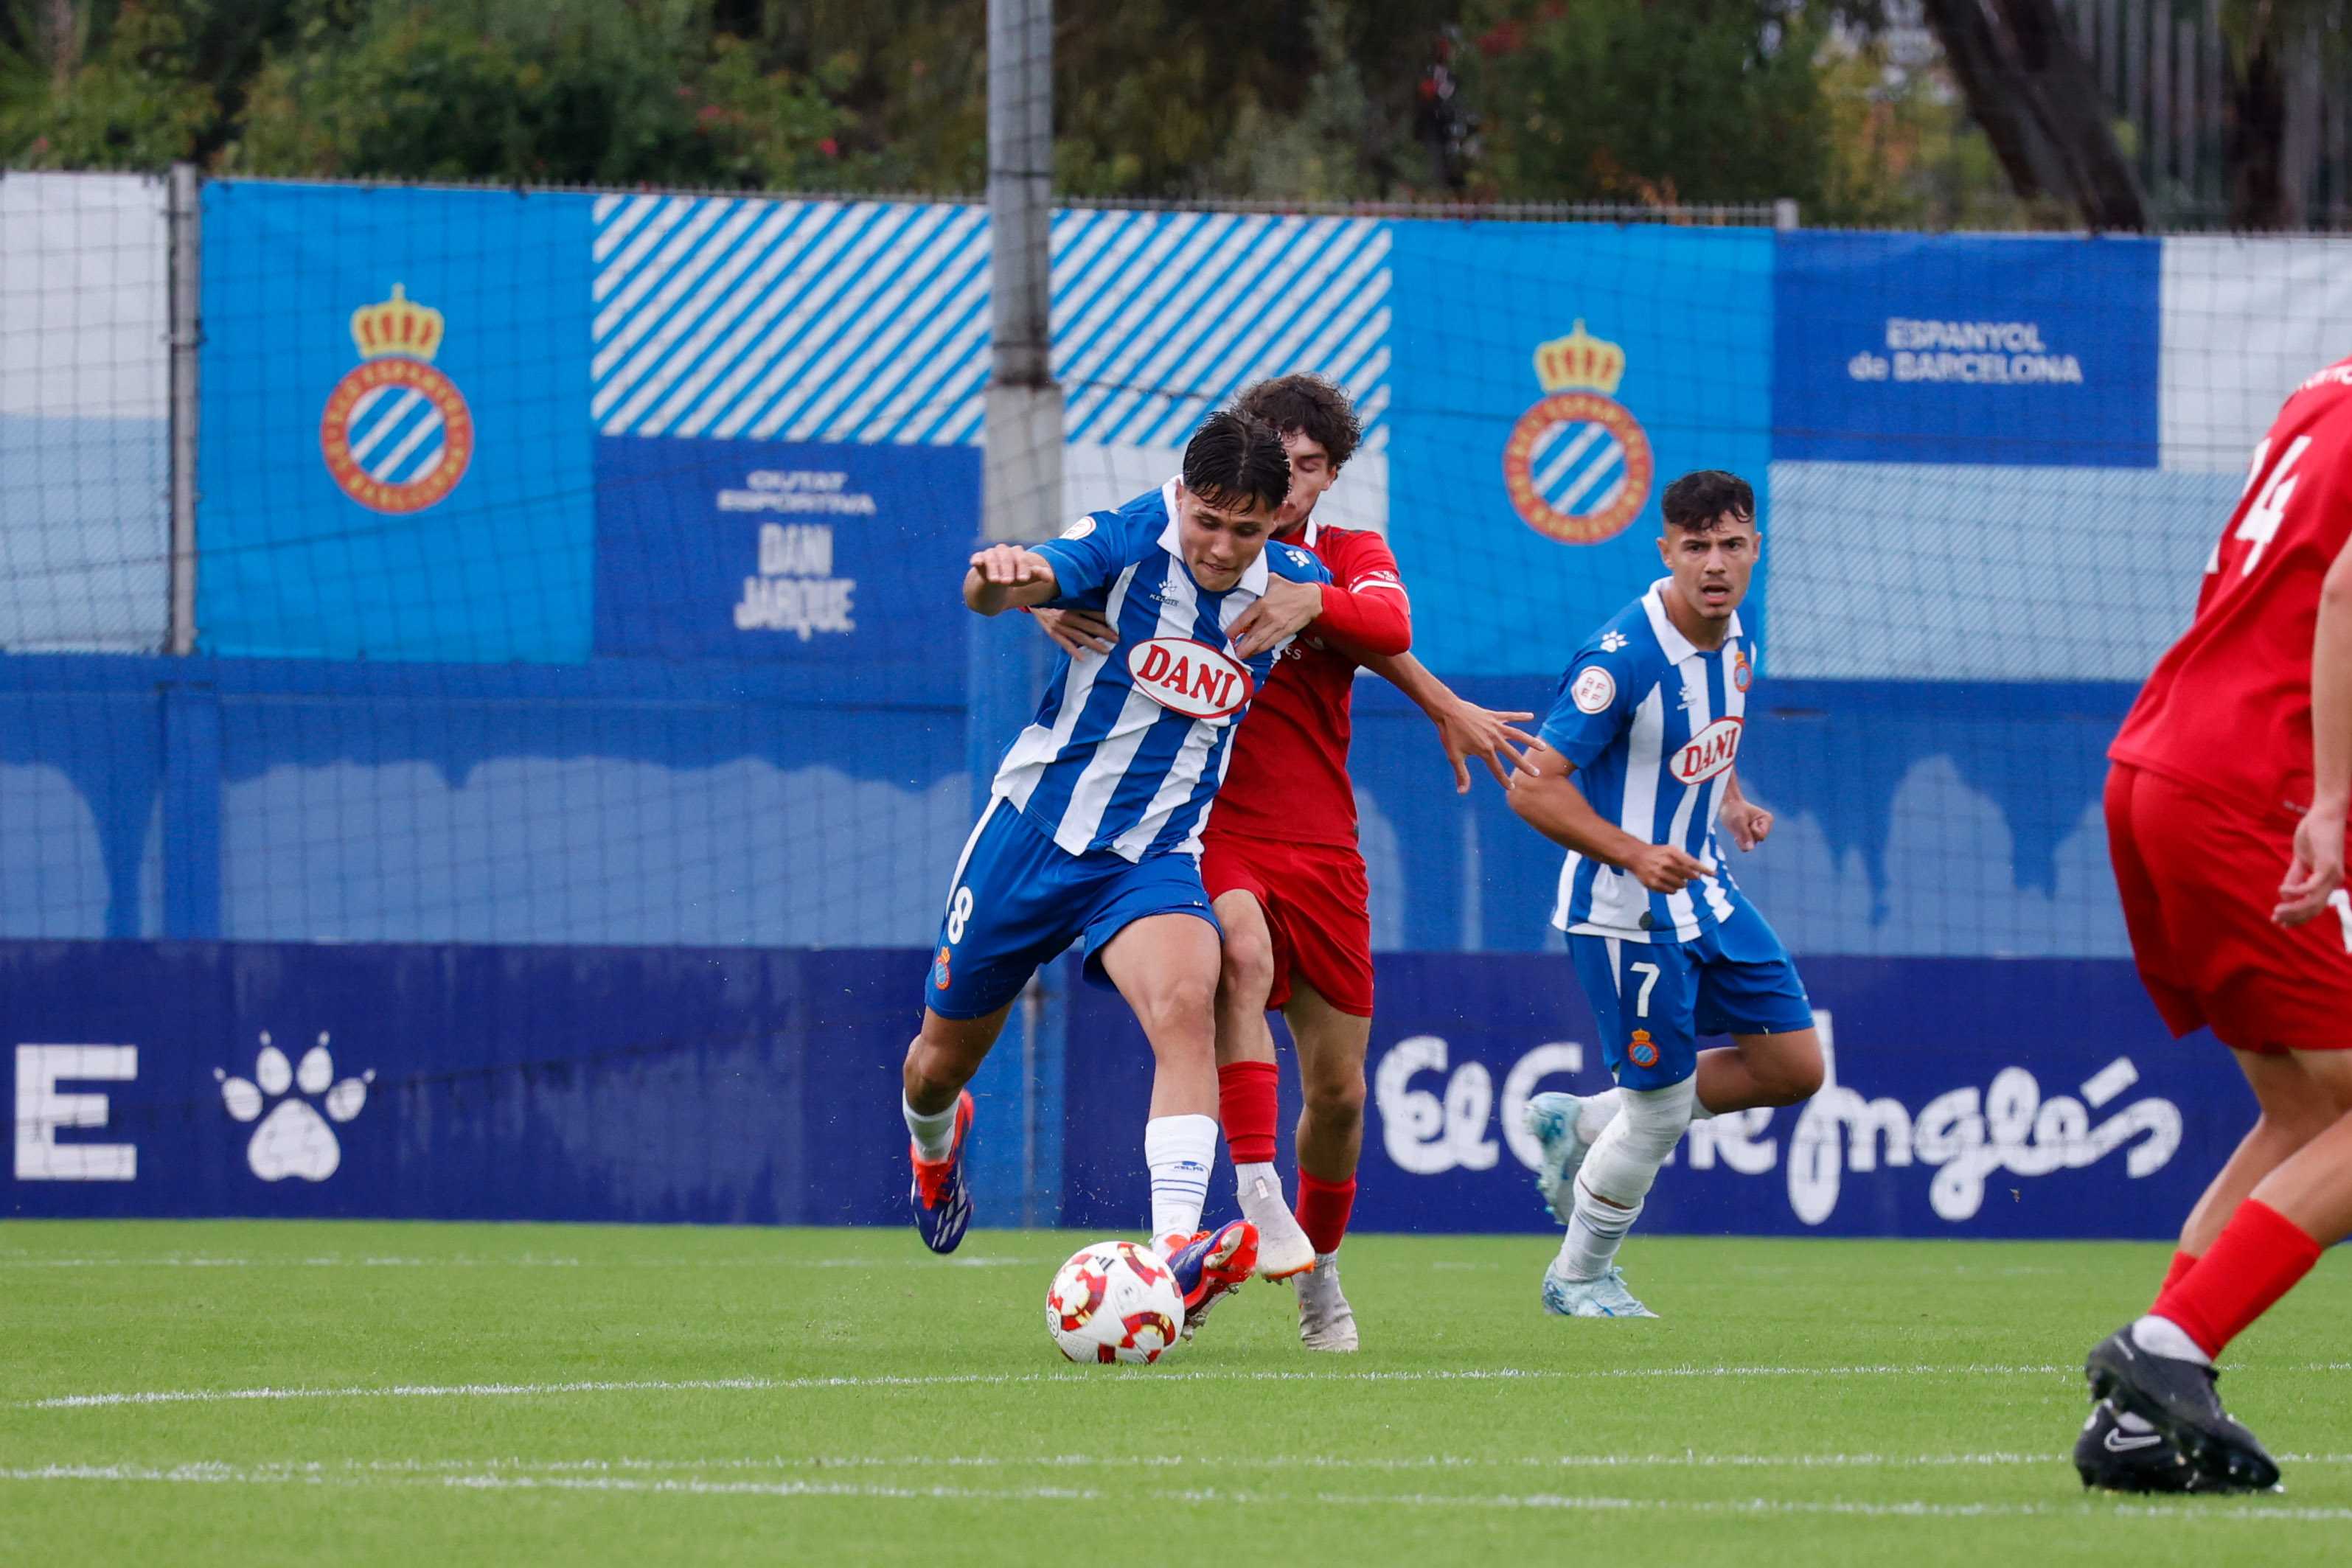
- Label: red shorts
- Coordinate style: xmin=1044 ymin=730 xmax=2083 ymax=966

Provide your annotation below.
xmin=1199 ymin=832 xmax=1375 ymax=1018
xmin=2106 ymin=762 xmax=2352 ymax=1054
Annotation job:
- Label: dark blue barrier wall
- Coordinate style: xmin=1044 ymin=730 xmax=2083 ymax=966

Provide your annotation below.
xmin=7 ymin=938 xmax=2249 ymax=1238
xmin=1065 ymin=952 xmax=2247 ymax=1241
xmin=4 ymin=939 xmax=925 ymax=1225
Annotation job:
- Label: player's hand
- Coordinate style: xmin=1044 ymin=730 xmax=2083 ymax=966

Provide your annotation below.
xmin=1430 ymin=700 xmax=1537 ymax=794
xmin=1722 ymin=798 xmax=1774 ymax=851
xmin=1628 ymin=843 xmax=1709 ymax=895
xmin=1226 ymin=577 xmax=1323 ymax=661
xmin=969 ymin=544 xmax=1051 ymax=586
xmin=1031 ymin=606 xmax=1116 ymax=656
xmin=2274 ymin=798 xmax=2348 ymax=927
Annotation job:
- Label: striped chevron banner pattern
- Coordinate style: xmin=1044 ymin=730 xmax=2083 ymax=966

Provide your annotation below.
xmin=589 ymin=196 xmax=1390 ymax=450
xmin=1526 ymin=417 xmax=1629 ymax=521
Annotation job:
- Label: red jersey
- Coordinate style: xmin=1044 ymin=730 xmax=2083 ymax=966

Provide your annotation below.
xmin=1208 ymin=517 xmax=1412 ymax=848
xmin=2111 ymin=355 xmax=2352 ymax=820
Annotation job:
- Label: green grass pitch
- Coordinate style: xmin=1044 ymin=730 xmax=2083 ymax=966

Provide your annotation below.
xmin=5 ymin=1220 xmax=2348 ymax=1566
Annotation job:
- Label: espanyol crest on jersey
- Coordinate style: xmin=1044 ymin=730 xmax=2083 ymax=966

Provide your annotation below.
xmin=990 ymin=481 xmax=1332 ymax=863
xmin=1536 ymin=579 xmax=1758 ymax=943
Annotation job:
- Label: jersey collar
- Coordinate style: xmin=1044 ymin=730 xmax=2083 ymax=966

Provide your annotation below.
xmin=1642 ymin=577 xmax=1743 ymax=662
xmin=1158 ymin=478 xmax=1271 ymax=596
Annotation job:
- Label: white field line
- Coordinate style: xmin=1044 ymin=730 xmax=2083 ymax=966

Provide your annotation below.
xmin=0 ymin=1255 xmax=1037 ymax=1270
xmin=32 ymin=1360 xmax=2352 ymax=1412
xmin=0 ymin=1465 xmax=1096 ymax=1504
xmin=1300 ymin=1490 xmax=2352 ymax=1525
xmin=26 ymin=1451 xmax=2352 ymax=1478
xmin=9 ymin=1463 xmax=2351 ymax=1522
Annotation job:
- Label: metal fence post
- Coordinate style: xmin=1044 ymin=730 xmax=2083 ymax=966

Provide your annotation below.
xmin=166 ymin=161 xmax=202 ymax=656
xmin=970 ymin=0 xmax=1067 ymax=1227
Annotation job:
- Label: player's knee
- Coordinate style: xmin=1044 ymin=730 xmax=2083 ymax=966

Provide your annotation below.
xmin=1217 ymin=924 xmax=1275 ymax=1006
xmin=1303 ymin=1065 xmax=1366 ymax=1131
xmin=2257 ymin=1101 xmax=2339 ymax=1151
xmin=902 ymin=1044 xmax=961 ymax=1106
xmin=1771 ymin=1049 xmax=1826 ymax=1105
xmin=1579 ymin=1078 xmax=1696 ymax=1207
xmin=1746 ymin=1034 xmax=1823 ymax=1106
xmin=1616 ymin=1078 xmax=1697 ymax=1160
xmin=1130 ymin=969 xmax=1219 ymax=1041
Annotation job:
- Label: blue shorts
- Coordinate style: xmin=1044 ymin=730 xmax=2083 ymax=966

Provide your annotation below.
xmin=923 ymin=798 xmax=1220 ymax=1020
xmin=1568 ymin=901 xmax=1814 ymax=1092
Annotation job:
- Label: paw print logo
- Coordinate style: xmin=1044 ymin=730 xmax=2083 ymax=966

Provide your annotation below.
xmin=1599 ymin=631 xmax=1629 ymax=653
xmin=215 ymin=1031 xmax=374 ymax=1182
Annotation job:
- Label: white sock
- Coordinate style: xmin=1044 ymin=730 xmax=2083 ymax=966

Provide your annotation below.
xmin=1145 ymin=1113 xmax=1218 ymax=1242
xmin=1234 ymin=1159 xmax=1281 ymax=1202
xmin=1578 ymin=1087 xmax=1711 ymax=1142
xmin=1558 ymin=1179 xmax=1641 ymax=1280
xmin=2132 ymin=1313 xmax=2214 ymax=1367
xmin=902 ymin=1094 xmax=958 ymax=1162
xmin=1575 ymin=1090 xmax=1621 ymax=1143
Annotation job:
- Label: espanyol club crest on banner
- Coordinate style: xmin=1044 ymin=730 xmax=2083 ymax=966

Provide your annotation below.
xmin=1502 ymin=320 xmax=1653 ymax=544
xmin=319 ymin=283 xmax=475 ymax=514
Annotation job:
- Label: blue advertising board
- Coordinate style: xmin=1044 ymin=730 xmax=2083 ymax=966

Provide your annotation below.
xmin=1065 ymin=952 xmax=2245 ymax=1241
xmin=594 ymin=436 xmax=980 ymax=663
xmin=7 ymin=939 xmax=2243 ymax=1239
xmin=1386 ymin=222 xmax=1775 ymax=677
xmin=3 ymin=940 xmax=923 ymax=1224
xmin=1773 ymin=231 xmax=2160 ymax=467
xmin=197 ymin=182 xmax=596 ymax=663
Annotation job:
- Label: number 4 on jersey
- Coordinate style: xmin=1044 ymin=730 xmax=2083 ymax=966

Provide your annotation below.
xmin=2232 ymin=435 xmax=2314 ymax=576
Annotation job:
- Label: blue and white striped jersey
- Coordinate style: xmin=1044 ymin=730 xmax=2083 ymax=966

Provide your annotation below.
xmin=992 ymin=481 xmax=1332 ymax=863
xmin=1537 ymin=579 xmax=1756 ymax=944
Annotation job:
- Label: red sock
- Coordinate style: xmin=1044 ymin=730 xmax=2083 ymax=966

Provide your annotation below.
xmin=1295 ymin=1173 xmax=1356 ymax=1255
xmin=2154 ymin=1248 xmax=2199 ymax=1306
xmin=2151 ymin=1200 xmax=2323 ymax=1358
xmin=1218 ymin=1062 xmax=1279 ymax=1165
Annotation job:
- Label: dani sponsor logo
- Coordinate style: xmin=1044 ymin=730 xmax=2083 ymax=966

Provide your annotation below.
xmin=1671 ymin=717 xmax=1742 ymax=784
xmin=1127 ymin=638 xmax=1253 ymax=719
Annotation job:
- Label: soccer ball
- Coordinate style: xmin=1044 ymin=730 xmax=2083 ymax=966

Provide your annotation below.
xmin=1045 ymin=1238 xmax=1185 ymax=1365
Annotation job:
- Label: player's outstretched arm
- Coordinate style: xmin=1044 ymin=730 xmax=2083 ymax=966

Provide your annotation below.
xmin=1363 ymin=650 xmax=1536 ymax=793
xmin=2276 ymin=529 xmax=2352 ymax=926
xmin=1509 ymin=740 xmax=1706 ymax=894
xmin=964 ymin=545 xmax=1062 ymax=616
xmin=1227 ymin=577 xmax=1328 ymax=660
xmin=1029 ymin=606 xmax=1117 ymax=656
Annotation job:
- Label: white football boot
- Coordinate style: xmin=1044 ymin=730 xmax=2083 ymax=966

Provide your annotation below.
xmin=1295 ymin=1252 xmax=1359 ymax=1351
xmin=1541 ymin=1264 xmax=1657 ymax=1318
xmin=1236 ymin=1168 xmax=1318 ymax=1280
xmin=1523 ymin=1091 xmax=1621 ymax=1222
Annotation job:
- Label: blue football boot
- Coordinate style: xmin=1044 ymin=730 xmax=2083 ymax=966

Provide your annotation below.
xmin=908 ymin=1090 xmax=975 ymax=1254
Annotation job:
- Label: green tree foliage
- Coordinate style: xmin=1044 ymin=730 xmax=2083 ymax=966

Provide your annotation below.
xmin=1456 ymin=0 xmax=1835 ymax=207
xmin=223 ymin=0 xmax=855 ymax=186
xmin=0 ymin=1 xmax=215 ymax=168
xmin=0 ymin=0 xmax=2075 ymax=227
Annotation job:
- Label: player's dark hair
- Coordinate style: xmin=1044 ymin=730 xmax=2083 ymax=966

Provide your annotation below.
xmin=1234 ymin=373 xmax=1362 ymax=471
xmin=1660 ymin=470 xmax=1756 ymax=533
xmin=1182 ymin=409 xmax=1290 ymax=515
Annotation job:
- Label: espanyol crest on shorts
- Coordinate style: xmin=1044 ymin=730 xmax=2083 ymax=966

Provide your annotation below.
xmin=319 ymin=283 xmax=475 ymax=515
xmin=1503 ymin=318 xmax=1655 ymax=545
